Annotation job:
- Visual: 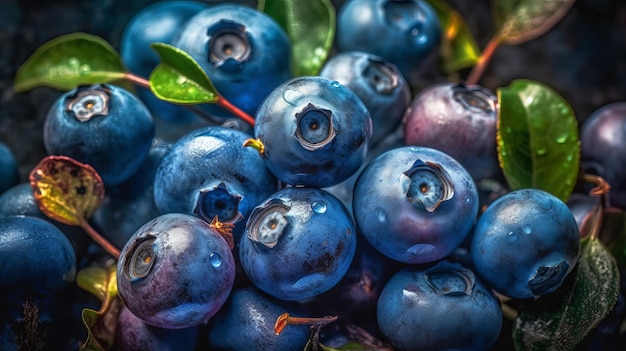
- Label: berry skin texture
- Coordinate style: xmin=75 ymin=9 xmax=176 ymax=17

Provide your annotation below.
xmin=377 ymin=261 xmax=503 ymax=351
xmin=403 ymin=82 xmax=500 ymax=181
xmin=117 ymin=213 xmax=236 ymax=329
xmin=254 ymin=76 xmax=373 ymax=188
xmin=353 ymin=146 xmax=479 ymax=264
xmin=0 ymin=141 xmax=19 ymax=195
xmin=470 ymin=189 xmax=581 ymax=299
xmin=43 ymin=84 xmax=155 ymax=187
xmin=172 ymin=3 xmax=292 ymax=118
xmin=336 ymin=0 xmax=441 ymax=84
xmin=239 ymin=187 xmax=357 ymax=301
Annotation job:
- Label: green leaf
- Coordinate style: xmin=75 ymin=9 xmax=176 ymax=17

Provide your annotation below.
xmin=14 ymin=32 xmax=126 ymax=92
xmin=149 ymin=42 xmax=219 ymax=104
xmin=425 ymin=0 xmax=481 ymax=73
xmin=497 ymin=79 xmax=580 ymax=202
xmin=599 ymin=208 xmax=626 ymax=270
xmin=493 ymin=0 xmax=575 ymax=45
xmin=513 ymin=237 xmax=620 ymax=351
xmin=261 ymin=0 xmax=335 ymax=77
xmin=76 ymin=265 xmax=118 ymax=303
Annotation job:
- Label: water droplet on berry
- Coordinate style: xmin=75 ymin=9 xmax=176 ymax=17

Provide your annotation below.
xmin=523 ymin=225 xmax=532 ymax=235
xmin=376 ymin=209 xmax=387 ymax=223
xmin=209 ymin=253 xmax=222 ymax=268
xmin=283 ymin=89 xmax=300 ymax=106
xmin=311 ymin=201 xmax=327 ymax=214
xmin=331 ymin=81 xmax=340 ymax=88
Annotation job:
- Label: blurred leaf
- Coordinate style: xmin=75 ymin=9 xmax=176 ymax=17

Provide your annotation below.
xmin=600 ymin=208 xmax=626 ymax=270
xmin=513 ymin=237 xmax=620 ymax=350
xmin=261 ymin=0 xmax=335 ymax=76
xmin=29 ymin=155 xmax=105 ymax=226
xmin=493 ymin=0 xmax=575 ymax=45
xmin=425 ymin=0 xmax=481 ymax=73
xmin=14 ymin=33 xmax=126 ymax=92
xmin=497 ymin=79 xmax=580 ymax=202
xmin=149 ymin=43 xmax=219 ymax=104
xmin=79 ymin=264 xmax=120 ymax=351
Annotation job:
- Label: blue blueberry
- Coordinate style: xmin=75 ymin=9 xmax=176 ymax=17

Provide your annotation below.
xmin=252 ymin=76 xmax=373 ymax=188
xmin=172 ymin=3 xmax=292 ymax=118
xmin=353 ymin=146 xmax=479 ymax=264
xmin=319 ymin=51 xmax=411 ymax=147
xmin=117 ymin=213 xmax=236 ymax=329
xmin=377 ymin=260 xmax=503 ymax=351
xmin=239 ymin=187 xmax=357 ymax=301
xmin=153 ymin=126 xmax=277 ymax=239
xmin=403 ymin=82 xmax=500 ymax=181
xmin=206 ymin=287 xmax=310 ymax=350
xmin=470 ymin=188 xmax=580 ymax=299
xmin=0 ymin=141 xmax=19 ymax=195
xmin=336 ymin=0 xmax=441 ymax=84
xmin=43 ymin=84 xmax=155 ymax=187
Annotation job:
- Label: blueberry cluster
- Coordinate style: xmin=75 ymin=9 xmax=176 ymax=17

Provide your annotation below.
xmin=1 ymin=1 xmax=616 ymax=351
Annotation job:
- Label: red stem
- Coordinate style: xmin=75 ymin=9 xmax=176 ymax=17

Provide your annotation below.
xmin=125 ymin=73 xmax=150 ymax=89
xmin=80 ymin=218 xmax=120 ymax=259
xmin=217 ymin=96 xmax=255 ymax=126
xmin=466 ymin=36 xmax=502 ymax=85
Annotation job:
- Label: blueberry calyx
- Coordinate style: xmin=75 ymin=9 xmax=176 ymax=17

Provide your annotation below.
xmin=125 ymin=235 xmax=157 ymax=282
xmin=452 ymin=83 xmax=497 ymax=114
xmin=247 ymin=199 xmax=290 ymax=248
xmin=194 ymin=183 xmax=243 ymax=225
xmin=294 ymin=103 xmax=336 ymax=151
xmin=65 ymin=85 xmax=111 ymax=122
xmin=425 ymin=266 xmax=475 ymax=296
xmin=207 ymin=19 xmax=251 ymax=70
xmin=528 ymin=261 xmax=570 ymax=296
xmin=404 ymin=160 xmax=454 ymax=212
xmin=363 ymin=58 xmax=399 ymax=94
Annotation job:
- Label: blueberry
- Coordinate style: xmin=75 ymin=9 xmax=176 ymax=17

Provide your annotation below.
xmin=120 ymin=1 xmax=208 ymax=124
xmin=117 ymin=213 xmax=236 ymax=329
xmin=470 ymin=188 xmax=580 ymax=299
xmin=252 ymin=76 xmax=373 ymax=188
xmin=239 ymin=187 xmax=357 ymax=301
xmin=43 ymin=84 xmax=155 ymax=187
xmin=353 ymin=146 xmax=479 ymax=264
xmin=580 ymin=102 xmax=626 ymax=209
xmin=403 ymin=82 xmax=500 ymax=181
xmin=336 ymin=0 xmax=441 ymax=84
xmin=153 ymin=126 xmax=277 ymax=239
xmin=115 ymin=305 xmax=200 ymax=351
xmin=172 ymin=3 xmax=292 ymax=118
xmin=319 ymin=51 xmax=411 ymax=147
xmin=0 ymin=141 xmax=19 ymax=195
xmin=377 ymin=260 xmax=503 ymax=351
xmin=206 ymin=287 xmax=310 ymax=350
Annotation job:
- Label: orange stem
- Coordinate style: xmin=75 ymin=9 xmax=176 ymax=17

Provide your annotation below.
xmin=80 ymin=218 xmax=120 ymax=259
xmin=466 ymin=36 xmax=502 ymax=85
xmin=216 ymin=96 xmax=255 ymax=126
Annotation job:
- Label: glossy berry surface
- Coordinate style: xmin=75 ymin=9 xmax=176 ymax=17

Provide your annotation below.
xmin=0 ymin=141 xmax=19 ymax=195
xmin=206 ymin=287 xmax=310 ymax=350
xmin=319 ymin=51 xmax=411 ymax=147
xmin=253 ymin=76 xmax=373 ymax=188
xmin=336 ymin=0 xmax=441 ymax=84
xmin=403 ymin=82 xmax=500 ymax=181
xmin=580 ymin=102 xmax=626 ymax=209
xmin=172 ymin=3 xmax=292 ymax=118
xmin=353 ymin=145 xmax=479 ymax=264
xmin=43 ymin=84 xmax=155 ymax=187
xmin=377 ymin=260 xmax=503 ymax=351
xmin=117 ymin=213 xmax=236 ymax=329
xmin=153 ymin=126 xmax=277 ymax=238
xmin=471 ymin=188 xmax=580 ymax=299
xmin=239 ymin=187 xmax=357 ymax=301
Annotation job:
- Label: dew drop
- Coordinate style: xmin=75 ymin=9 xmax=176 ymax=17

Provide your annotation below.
xmin=209 ymin=252 xmax=222 ymax=268
xmin=536 ymin=148 xmax=547 ymax=156
xmin=331 ymin=81 xmax=340 ymax=88
xmin=505 ymin=127 xmax=512 ymax=134
xmin=176 ymin=76 xmax=187 ymax=84
xmin=376 ymin=209 xmax=387 ymax=223
xmin=311 ymin=201 xmax=327 ymax=214
xmin=79 ymin=64 xmax=90 ymax=73
xmin=523 ymin=225 xmax=532 ymax=235
xmin=555 ymin=134 xmax=568 ymax=144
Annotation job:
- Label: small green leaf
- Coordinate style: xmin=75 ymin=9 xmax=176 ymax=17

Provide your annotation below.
xmin=76 ymin=265 xmax=118 ymax=303
xmin=493 ymin=0 xmax=575 ymax=45
xmin=497 ymin=79 xmax=580 ymax=202
xmin=29 ymin=155 xmax=105 ymax=226
xmin=513 ymin=237 xmax=620 ymax=351
xmin=149 ymin=42 xmax=219 ymax=104
xmin=425 ymin=0 xmax=481 ymax=73
xmin=14 ymin=33 xmax=127 ymax=92
xmin=262 ymin=0 xmax=335 ymax=77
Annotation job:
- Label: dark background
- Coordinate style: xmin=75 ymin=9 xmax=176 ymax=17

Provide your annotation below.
xmin=1 ymin=0 xmax=625 ymax=180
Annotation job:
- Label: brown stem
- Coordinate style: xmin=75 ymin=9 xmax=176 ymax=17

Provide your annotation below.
xmin=466 ymin=36 xmax=502 ymax=85
xmin=582 ymin=173 xmax=611 ymax=197
xmin=124 ymin=73 xmax=150 ymax=89
xmin=79 ymin=218 xmax=120 ymax=259
xmin=274 ymin=313 xmax=338 ymax=335
xmin=217 ymin=96 xmax=255 ymax=126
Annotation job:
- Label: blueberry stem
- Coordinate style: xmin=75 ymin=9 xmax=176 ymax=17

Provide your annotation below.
xmin=273 ymin=312 xmax=338 ymax=335
xmin=79 ymin=217 xmax=121 ymax=259
xmin=466 ymin=36 xmax=502 ymax=85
